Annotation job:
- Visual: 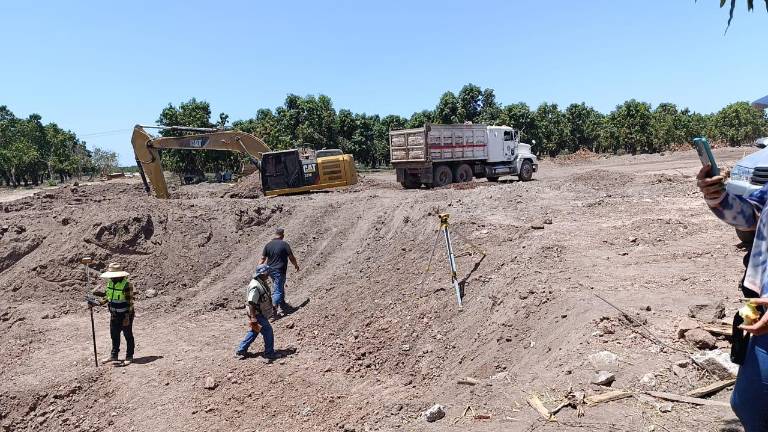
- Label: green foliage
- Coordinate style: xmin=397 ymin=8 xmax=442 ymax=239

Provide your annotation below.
xmin=713 ymin=102 xmax=767 ymax=145
xmin=91 ymin=147 xmax=119 ymax=175
xmin=711 ymin=0 xmax=768 ymax=29
xmin=531 ymin=103 xmax=570 ymax=156
xmin=603 ymin=100 xmax=654 ymax=154
xmin=0 ymin=105 xmax=92 ymax=187
xmin=157 ymin=85 xmax=768 ymax=171
xmin=157 ymin=98 xmax=243 ymax=177
xmin=565 ymin=103 xmax=604 ymax=153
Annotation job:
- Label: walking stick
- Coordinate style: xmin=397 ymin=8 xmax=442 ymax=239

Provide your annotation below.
xmin=81 ymin=257 xmax=98 ymax=367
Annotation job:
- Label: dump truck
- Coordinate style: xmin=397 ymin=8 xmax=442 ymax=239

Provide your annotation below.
xmin=131 ymin=125 xmax=357 ymax=198
xmin=389 ymin=124 xmax=538 ymax=188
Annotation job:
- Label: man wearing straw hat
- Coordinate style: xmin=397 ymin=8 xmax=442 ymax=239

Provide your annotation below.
xmin=88 ymin=262 xmax=136 ymax=365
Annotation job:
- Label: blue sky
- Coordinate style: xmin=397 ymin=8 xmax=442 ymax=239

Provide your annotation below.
xmin=1 ymin=0 xmax=766 ymax=164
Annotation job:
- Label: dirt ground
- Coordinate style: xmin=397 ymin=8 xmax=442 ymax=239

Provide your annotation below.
xmin=0 ymin=147 xmax=760 ymax=431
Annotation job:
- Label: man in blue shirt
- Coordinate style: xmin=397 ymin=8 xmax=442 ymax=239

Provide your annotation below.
xmin=259 ymin=227 xmax=300 ymax=317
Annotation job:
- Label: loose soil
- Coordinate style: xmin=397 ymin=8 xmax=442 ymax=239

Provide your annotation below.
xmin=0 ymin=147 xmax=758 ymax=431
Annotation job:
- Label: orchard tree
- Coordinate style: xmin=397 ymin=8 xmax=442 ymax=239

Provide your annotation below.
xmin=478 ymin=88 xmax=502 ymax=125
xmin=565 ymin=103 xmax=604 ymax=152
xmin=91 ymin=147 xmax=118 ymax=176
xmin=713 ymin=101 xmax=767 ymax=145
xmin=499 ymin=103 xmax=535 ymax=142
xmin=406 ymin=110 xmax=434 ymax=128
xmin=435 ymin=91 xmax=460 ymax=124
xmin=604 ymin=99 xmax=654 ymax=154
xmin=457 ymin=84 xmax=483 ymax=123
xmin=531 ymin=103 xmax=569 ymax=156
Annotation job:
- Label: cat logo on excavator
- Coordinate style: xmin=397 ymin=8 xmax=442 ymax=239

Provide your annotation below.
xmin=130 ymin=125 xmax=358 ymax=198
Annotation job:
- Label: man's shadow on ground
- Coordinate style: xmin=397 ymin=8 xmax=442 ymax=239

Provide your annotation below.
xmin=114 ymin=355 xmax=163 ymax=367
xmin=273 ymin=298 xmax=310 ymax=322
xmin=241 ymin=347 xmax=297 ymax=362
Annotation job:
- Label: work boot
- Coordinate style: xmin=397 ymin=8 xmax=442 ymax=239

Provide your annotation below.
xmin=123 ymin=357 xmax=133 ymax=366
xmin=235 ymin=350 xmax=248 ymax=359
xmin=263 ymin=351 xmax=280 ymax=361
xmin=281 ymin=303 xmax=297 ymax=315
xmin=102 ymin=356 xmax=118 ymax=364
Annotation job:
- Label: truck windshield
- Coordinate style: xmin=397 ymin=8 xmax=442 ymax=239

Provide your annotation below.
xmin=503 ymin=131 xmax=514 ymax=141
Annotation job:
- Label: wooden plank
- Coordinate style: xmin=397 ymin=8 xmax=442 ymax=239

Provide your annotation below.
xmin=685 ymin=379 xmax=737 ymax=398
xmin=645 ymin=391 xmax=730 ymax=407
xmin=527 ymin=395 xmax=555 ymax=421
xmin=585 ymin=390 xmax=632 ymax=405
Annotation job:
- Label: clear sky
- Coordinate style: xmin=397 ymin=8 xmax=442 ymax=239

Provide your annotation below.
xmin=1 ymin=0 xmax=766 ymax=164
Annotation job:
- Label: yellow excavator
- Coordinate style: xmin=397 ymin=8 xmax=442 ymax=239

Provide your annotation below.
xmin=130 ymin=125 xmax=357 ymax=198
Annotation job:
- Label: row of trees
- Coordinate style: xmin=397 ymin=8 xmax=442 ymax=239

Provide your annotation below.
xmin=0 ymin=106 xmax=122 ymax=187
xmin=211 ymin=84 xmax=765 ymax=167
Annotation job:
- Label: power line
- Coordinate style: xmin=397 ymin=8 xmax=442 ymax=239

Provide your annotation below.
xmin=78 ymin=128 xmax=133 ymax=138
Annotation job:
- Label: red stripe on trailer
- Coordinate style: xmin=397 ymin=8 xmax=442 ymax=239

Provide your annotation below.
xmin=429 ymin=145 xmax=487 ymax=149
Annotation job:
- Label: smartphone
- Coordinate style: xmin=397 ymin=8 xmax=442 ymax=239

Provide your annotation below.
xmin=693 ymin=137 xmax=719 ymax=176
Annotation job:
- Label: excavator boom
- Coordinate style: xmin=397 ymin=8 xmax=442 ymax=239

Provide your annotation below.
xmin=131 ymin=125 xmax=271 ymax=198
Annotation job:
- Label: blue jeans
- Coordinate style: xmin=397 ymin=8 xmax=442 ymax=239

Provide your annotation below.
xmin=236 ymin=314 xmax=274 ymax=355
xmin=731 ymin=334 xmax=768 ymax=431
xmin=270 ymin=271 xmax=287 ymax=309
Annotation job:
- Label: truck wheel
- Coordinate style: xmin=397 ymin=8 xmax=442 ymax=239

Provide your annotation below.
xmin=519 ymin=160 xmax=534 ymax=182
xmin=487 ymin=176 xmax=499 ymax=182
xmin=400 ymin=177 xmax=420 ymax=189
xmin=433 ymin=165 xmax=453 ymax=187
xmin=453 ymin=164 xmax=473 ymax=183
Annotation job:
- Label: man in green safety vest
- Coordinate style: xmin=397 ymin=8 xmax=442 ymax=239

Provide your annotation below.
xmin=87 ymin=262 xmax=136 ymax=365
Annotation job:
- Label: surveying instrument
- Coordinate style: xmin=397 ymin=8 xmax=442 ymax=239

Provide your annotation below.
xmin=81 ymin=256 xmax=98 ymax=367
xmin=423 ymin=213 xmax=486 ymax=306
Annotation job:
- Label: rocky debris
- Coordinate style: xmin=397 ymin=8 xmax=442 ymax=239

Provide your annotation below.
xmin=543 ymin=217 xmax=553 ymax=225
xmin=688 ymin=301 xmax=726 ymax=323
xmin=203 ymin=377 xmax=217 ymax=390
xmin=677 ymin=317 xmax=700 ymax=339
xmin=401 ymin=344 xmax=410 ymax=352
xmin=422 ymin=404 xmax=445 ymax=422
xmin=640 ymin=373 xmax=658 ymax=388
xmin=684 ymin=329 xmax=717 ymax=350
xmin=530 ymin=223 xmax=545 ymax=230
xmin=691 ymin=350 xmax=739 ymax=379
xmin=589 ymin=351 xmax=619 ymax=372
xmin=672 ymin=365 xmax=687 ymax=377
xmin=490 ymin=371 xmax=509 ymax=381
xmin=591 ymin=371 xmax=616 ymax=386
xmin=658 ymin=403 xmax=673 ymax=413
xmin=145 ymin=288 xmax=158 ymax=298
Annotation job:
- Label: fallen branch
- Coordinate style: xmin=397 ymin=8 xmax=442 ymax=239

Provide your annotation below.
xmin=685 ymin=379 xmax=736 ymax=398
xmin=527 ymin=395 xmax=555 ymax=421
xmin=644 ymin=391 xmax=729 ymax=407
xmin=585 ymin=390 xmax=632 ymax=405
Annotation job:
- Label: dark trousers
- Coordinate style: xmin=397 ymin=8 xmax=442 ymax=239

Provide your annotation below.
xmin=109 ymin=311 xmax=135 ymax=358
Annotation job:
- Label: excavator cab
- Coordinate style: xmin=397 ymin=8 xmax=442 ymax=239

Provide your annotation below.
xmin=260 ymin=149 xmax=356 ymax=196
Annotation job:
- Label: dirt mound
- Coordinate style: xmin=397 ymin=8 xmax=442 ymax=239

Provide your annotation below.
xmin=0 ymin=225 xmax=43 ymax=272
xmin=222 ymin=172 xmax=264 ymax=198
xmin=562 ymin=169 xmax=636 ymax=191
xmin=554 ymin=148 xmax=602 ymax=165
xmin=0 ymin=150 xmax=752 ymax=431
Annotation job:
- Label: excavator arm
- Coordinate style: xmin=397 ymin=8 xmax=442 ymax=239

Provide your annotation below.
xmin=131 ymin=125 xmax=271 ymax=198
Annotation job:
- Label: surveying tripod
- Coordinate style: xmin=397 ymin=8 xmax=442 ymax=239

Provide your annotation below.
xmin=424 ymin=213 xmax=486 ymax=306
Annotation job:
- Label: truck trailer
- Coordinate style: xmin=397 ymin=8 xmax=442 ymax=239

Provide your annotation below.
xmin=389 ymin=124 xmax=538 ymax=188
